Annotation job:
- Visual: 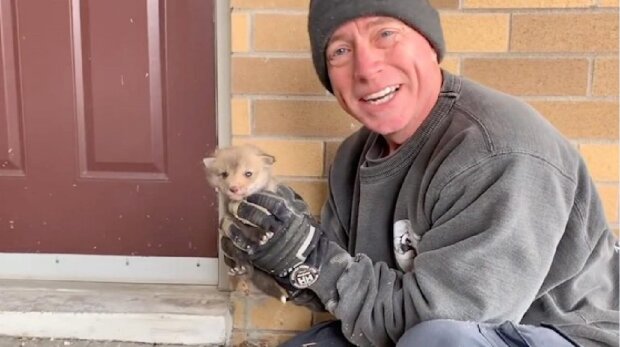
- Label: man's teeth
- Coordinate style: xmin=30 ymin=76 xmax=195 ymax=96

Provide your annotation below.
xmin=363 ymin=86 xmax=399 ymax=104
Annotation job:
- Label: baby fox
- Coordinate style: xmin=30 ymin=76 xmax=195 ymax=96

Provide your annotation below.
xmin=203 ymin=144 xmax=288 ymax=302
xmin=203 ymin=144 xmax=278 ymax=202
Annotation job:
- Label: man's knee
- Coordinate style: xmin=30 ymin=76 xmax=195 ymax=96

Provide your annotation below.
xmin=396 ymin=319 xmax=488 ymax=347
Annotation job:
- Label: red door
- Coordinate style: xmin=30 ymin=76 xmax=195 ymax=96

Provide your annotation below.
xmin=0 ymin=0 xmax=218 ymax=257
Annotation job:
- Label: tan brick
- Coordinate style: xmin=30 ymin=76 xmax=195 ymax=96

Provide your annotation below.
xmin=231 ymin=0 xmax=308 ymax=9
xmin=231 ymin=295 xmax=246 ymax=329
xmin=254 ymin=100 xmax=358 ymax=137
xmin=248 ymin=296 xmax=313 ymax=330
xmin=254 ymin=14 xmax=309 ymax=52
xmin=232 ymin=57 xmax=324 ymax=95
xmin=231 ymin=12 xmax=250 ymax=53
xmin=441 ymin=14 xmax=510 ymax=52
xmin=230 ymin=275 xmax=252 ymax=295
xmin=593 ymin=58 xmax=619 ymax=97
xmin=463 ymin=58 xmax=589 ymax=96
xmin=430 ymin=0 xmax=460 ymax=8
xmin=284 ymin=180 xmax=328 ymax=215
xmin=324 ymin=141 xmax=342 ymax=176
xmin=232 ymin=138 xmax=324 ymax=177
xmin=235 ymin=0 xmax=461 ymax=9
xmin=232 ymin=98 xmax=251 ymax=136
xmin=511 ymin=13 xmax=618 ymax=53
xmin=598 ymin=184 xmax=619 ymax=223
xmin=580 ymin=144 xmax=619 ymax=181
xmin=528 ymin=101 xmax=619 ymax=140
xmin=441 ymin=56 xmax=460 ymax=75
xmin=464 ymin=0 xmax=592 ymax=8
xmin=229 ymin=331 xmax=249 ymax=347
xmin=599 ymin=0 xmax=619 ymax=6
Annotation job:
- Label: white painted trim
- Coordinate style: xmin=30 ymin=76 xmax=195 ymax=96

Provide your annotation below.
xmin=215 ymin=0 xmax=231 ymax=149
xmin=0 ymin=253 xmax=218 ymax=284
xmin=215 ymin=0 xmax=232 ymax=291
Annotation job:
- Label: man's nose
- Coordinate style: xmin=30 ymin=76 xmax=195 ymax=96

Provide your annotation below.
xmin=353 ymin=43 xmax=382 ymax=82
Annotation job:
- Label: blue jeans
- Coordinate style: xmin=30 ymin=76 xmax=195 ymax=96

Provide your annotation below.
xmin=279 ymin=319 xmax=581 ymax=347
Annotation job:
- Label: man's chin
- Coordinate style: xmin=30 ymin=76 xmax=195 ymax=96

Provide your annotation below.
xmin=369 ymin=122 xmax=406 ymax=137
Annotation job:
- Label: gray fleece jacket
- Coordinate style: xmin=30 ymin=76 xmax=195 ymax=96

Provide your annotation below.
xmin=308 ymin=72 xmax=619 ymax=346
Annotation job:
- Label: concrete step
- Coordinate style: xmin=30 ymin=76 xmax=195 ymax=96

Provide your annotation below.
xmin=0 ymin=280 xmax=231 ymax=346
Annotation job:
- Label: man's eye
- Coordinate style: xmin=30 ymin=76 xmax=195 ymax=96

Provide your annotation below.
xmin=334 ymin=47 xmax=348 ymax=56
xmin=379 ymin=30 xmax=396 ymax=39
xmin=244 ymin=171 xmax=253 ymax=178
xmin=328 ymin=47 xmax=350 ymax=60
xmin=375 ymin=29 xmax=398 ymax=48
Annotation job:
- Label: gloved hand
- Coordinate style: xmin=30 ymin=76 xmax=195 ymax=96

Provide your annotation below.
xmin=221 ymin=185 xmax=328 ymax=290
xmin=221 ymin=233 xmax=326 ymax=309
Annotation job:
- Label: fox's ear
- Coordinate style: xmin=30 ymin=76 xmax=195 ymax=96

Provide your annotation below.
xmin=261 ymin=154 xmax=275 ymax=166
xmin=202 ymin=157 xmax=215 ymax=168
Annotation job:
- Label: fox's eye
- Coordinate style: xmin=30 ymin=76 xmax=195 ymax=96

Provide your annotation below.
xmin=244 ymin=171 xmax=253 ymax=178
xmin=220 ymin=171 xmax=229 ymax=179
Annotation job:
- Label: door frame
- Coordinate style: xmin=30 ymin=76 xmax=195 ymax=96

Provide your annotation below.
xmin=0 ymin=0 xmax=230 ymax=286
xmin=215 ymin=0 xmax=231 ymax=289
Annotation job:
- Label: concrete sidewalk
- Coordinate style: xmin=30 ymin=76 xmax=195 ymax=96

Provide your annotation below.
xmin=0 ymin=336 xmax=219 ymax=347
xmin=0 ymin=336 xmax=220 ymax=347
xmin=0 ymin=280 xmax=231 ymax=346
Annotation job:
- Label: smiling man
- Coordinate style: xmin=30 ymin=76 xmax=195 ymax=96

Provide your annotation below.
xmin=324 ymin=15 xmax=442 ymax=152
xmin=221 ymin=1 xmax=620 ymax=346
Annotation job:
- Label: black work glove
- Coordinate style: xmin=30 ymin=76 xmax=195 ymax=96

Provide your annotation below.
xmin=221 ymin=185 xmax=328 ymax=291
xmin=221 ymin=233 xmax=325 ymax=310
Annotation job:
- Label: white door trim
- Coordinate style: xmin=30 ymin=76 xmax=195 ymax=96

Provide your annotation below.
xmin=215 ymin=0 xmax=232 ymax=290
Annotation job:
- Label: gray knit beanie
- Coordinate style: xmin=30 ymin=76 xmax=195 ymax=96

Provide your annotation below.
xmin=308 ymin=0 xmax=445 ymax=93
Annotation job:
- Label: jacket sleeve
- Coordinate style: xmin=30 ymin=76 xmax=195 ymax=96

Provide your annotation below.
xmin=308 ymin=153 xmax=580 ymax=346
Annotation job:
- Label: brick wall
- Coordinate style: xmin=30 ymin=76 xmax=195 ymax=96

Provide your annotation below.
xmin=228 ymin=0 xmax=619 ymax=345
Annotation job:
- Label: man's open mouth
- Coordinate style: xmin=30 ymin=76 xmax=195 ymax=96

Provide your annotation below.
xmin=362 ymin=85 xmax=400 ymax=105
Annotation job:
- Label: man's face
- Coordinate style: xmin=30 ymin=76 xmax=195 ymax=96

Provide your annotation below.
xmin=326 ymin=16 xmax=441 ymax=146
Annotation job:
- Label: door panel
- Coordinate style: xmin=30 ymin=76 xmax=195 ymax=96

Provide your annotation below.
xmin=74 ymin=0 xmax=166 ymax=179
xmin=76 ymin=0 xmax=166 ymax=178
xmin=0 ymin=0 xmax=218 ymax=257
